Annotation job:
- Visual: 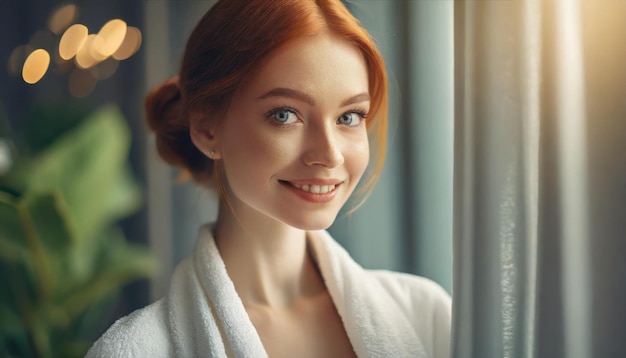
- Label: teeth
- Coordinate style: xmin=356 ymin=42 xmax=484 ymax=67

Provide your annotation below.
xmin=291 ymin=183 xmax=337 ymax=194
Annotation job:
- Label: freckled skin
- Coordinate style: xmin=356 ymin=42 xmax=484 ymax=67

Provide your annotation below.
xmin=214 ymin=32 xmax=371 ymax=230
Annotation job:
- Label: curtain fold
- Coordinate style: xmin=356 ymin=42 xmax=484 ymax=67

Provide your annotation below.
xmin=453 ymin=1 xmax=540 ymax=355
xmin=453 ymin=0 xmax=626 ymax=357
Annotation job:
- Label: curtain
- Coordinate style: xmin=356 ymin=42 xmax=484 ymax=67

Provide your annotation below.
xmin=332 ymin=0 xmax=454 ymax=293
xmin=453 ymin=0 xmax=626 ymax=357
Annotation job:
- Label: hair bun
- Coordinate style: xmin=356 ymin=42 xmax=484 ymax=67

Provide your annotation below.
xmin=145 ymin=76 xmax=212 ymax=182
xmin=145 ymin=76 xmax=181 ymax=132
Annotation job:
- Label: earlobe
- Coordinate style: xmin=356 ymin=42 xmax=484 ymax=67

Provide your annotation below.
xmin=190 ymin=123 xmax=221 ymax=160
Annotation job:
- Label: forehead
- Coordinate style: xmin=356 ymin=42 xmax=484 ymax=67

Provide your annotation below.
xmin=235 ymin=32 xmax=369 ymax=102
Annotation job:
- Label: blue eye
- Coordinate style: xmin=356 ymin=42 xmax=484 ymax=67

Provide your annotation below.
xmin=337 ymin=111 xmax=366 ymax=126
xmin=272 ymin=109 xmax=297 ymax=124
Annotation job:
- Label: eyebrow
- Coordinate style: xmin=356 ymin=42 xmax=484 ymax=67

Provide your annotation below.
xmin=257 ymin=87 xmax=370 ymax=107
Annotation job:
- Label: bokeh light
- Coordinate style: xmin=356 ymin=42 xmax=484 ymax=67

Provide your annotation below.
xmin=9 ymin=7 xmax=142 ymax=97
xmin=75 ymin=34 xmax=105 ymax=69
xmin=97 ymin=19 xmax=127 ymax=57
xmin=59 ymin=24 xmax=88 ymax=60
xmin=48 ymin=4 xmax=78 ymax=35
xmin=112 ymin=26 xmax=142 ymax=61
xmin=88 ymin=34 xmax=109 ymax=62
xmin=22 ymin=49 xmax=51 ymax=84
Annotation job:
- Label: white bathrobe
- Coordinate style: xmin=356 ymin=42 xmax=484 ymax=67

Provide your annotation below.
xmin=86 ymin=225 xmax=451 ymax=358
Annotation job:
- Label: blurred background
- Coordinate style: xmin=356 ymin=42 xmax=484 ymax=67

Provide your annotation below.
xmin=1 ymin=1 xmax=154 ymax=356
xmin=2 ymin=0 xmax=625 ymax=357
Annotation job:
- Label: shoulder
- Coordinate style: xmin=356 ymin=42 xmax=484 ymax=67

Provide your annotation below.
xmin=85 ymin=299 xmax=173 ymax=358
xmin=367 ymin=270 xmax=452 ymax=357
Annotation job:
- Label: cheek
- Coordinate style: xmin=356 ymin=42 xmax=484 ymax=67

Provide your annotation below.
xmin=220 ymin=127 xmax=296 ymax=182
xmin=347 ymin=136 xmax=370 ymax=178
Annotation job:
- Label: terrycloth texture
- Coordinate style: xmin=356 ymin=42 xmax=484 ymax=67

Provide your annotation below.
xmin=86 ymin=225 xmax=451 ymax=357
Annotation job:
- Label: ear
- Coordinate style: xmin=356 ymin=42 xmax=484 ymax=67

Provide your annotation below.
xmin=189 ymin=117 xmax=222 ymax=160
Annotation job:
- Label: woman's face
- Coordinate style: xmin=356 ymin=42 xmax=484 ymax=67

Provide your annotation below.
xmin=212 ymin=32 xmax=370 ymax=230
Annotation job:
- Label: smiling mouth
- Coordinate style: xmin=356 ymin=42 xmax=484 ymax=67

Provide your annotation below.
xmin=280 ymin=180 xmax=341 ymax=194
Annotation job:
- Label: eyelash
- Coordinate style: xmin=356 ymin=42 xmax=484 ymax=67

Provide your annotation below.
xmin=265 ymin=106 xmax=300 ymax=127
xmin=344 ymin=108 xmax=369 ymax=123
xmin=265 ymin=107 xmax=369 ymax=127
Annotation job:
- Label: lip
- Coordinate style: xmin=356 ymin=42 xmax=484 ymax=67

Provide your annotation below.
xmin=286 ymin=178 xmax=344 ymax=186
xmin=279 ymin=179 xmax=342 ymax=203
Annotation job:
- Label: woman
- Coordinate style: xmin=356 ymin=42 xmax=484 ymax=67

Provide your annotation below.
xmin=87 ymin=0 xmax=451 ymax=357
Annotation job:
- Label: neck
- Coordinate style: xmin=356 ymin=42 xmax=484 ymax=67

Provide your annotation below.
xmin=213 ymin=202 xmax=325 ymax=308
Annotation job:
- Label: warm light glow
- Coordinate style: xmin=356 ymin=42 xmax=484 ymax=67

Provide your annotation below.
xmin=59 ymin=24 xmax=88 ymax=60
xmin=10 ymin=12 xmax=138 ymax=90
xmin=75 ymin=34 xmax=106 ymax=69
xmin=89 ymin=34 xmax=109 ymax=62
xmin=68 ymin=68 xmax=97 ymax=97
xmin=22 ymin=49 xmax=51 ymax=84
xmin=52 ymin=45 xmax=67 ymax=66
xmin=48 ymin=4 xmax=78 ymax=34
xmin=97 ymin=19 xmax=127 ymax=57
xmin=112 ymin=26 xmax=142 ymax=60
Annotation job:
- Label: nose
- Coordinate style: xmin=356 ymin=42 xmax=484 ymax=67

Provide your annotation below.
xmin=301 ymin=122 xmax=344 ymax=168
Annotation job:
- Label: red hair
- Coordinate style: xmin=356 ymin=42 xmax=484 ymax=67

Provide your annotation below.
xmin=146 ymin=0 xmax=388 ymax=204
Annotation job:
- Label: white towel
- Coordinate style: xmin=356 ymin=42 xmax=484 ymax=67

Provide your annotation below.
xmin=86 ymin=224 xmax=450 ymax=357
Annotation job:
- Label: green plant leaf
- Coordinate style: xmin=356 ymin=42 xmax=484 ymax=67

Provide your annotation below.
xmin=56 ymin=340 xmax=93 ymax=358
xmin=61 ymin=226 xmax=157 ymax=319
xmin=0 ymin=191 xmax=28 ymax=262
xmin=0 ymin=302 xmax=26 ymax=337
xmin=0 ymin=103 xmax=151 ymax=358
xmin=6 ymin=105 xmax=142 ymax=244
xmin=0 ymin=260 xmax=39 ymax=358
xmin=22 ymin=189 xmax=76 ymax=254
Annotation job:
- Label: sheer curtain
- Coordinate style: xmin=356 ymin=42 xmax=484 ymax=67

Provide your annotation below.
xmin=453 ymin=0 xmax=626 ymax=357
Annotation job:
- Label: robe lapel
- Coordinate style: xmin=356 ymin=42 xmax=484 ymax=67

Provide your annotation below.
xmin=168 ymin=225 xmax=268 ymax=358
xmin=307 ymin=230 xmax=428 ymax=358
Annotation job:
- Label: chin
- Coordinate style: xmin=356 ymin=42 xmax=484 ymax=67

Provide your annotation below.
xmin=282 ymin=213 xmax=338 ymax=231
